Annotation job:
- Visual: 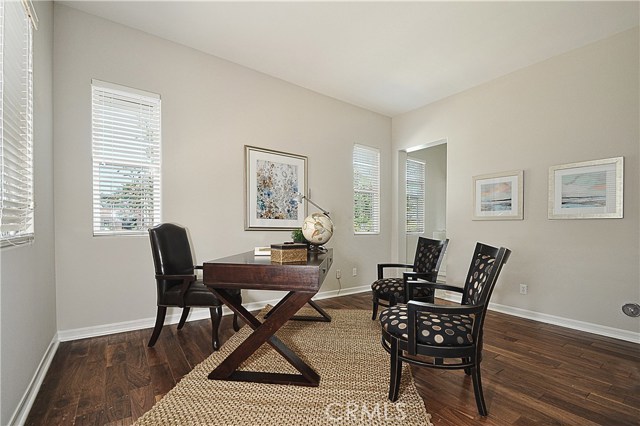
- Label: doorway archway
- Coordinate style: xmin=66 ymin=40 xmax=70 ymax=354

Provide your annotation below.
xmin=398 ymin=140 xmax=447 ymax=276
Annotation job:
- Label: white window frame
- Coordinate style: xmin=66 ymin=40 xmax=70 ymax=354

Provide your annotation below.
xmin=0 ymin=0 xmax=35 ymax=248
xmin=406 ymin=157 xmax=425 ymax=234
xmin=91 ymin=80 xmax=161 ymax=236
xmin=353 ymin=144 xmax=380 ymax=234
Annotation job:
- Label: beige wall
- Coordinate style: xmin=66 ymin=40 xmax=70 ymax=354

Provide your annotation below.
xmin=0 ymin=2 xmax=56 ymax=423
xmin=53 ymin=5 xmax=391 ymax=332
xmin=392 ymin=28 xmax=639 ymax=334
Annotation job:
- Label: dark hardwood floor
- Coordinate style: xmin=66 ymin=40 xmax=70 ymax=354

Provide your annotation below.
xmin=26 ymin=292 xmax=639 ymax=425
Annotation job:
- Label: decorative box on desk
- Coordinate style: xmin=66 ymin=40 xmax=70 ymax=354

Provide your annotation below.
xmin=271 ymin=243 xmax=308 ymax=263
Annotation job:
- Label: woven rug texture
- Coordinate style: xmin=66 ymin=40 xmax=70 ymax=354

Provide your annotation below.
xmin=134 ymin=307 xmax=432 ymax=425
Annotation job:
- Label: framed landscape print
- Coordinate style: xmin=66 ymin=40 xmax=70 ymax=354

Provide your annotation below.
xmin=548 ymin=157 xmax=623 ymax=219
xmin=244 ymin=146 xmax=307 ymax=230
xmin=473 ymin=170 xmax=524 ymax=220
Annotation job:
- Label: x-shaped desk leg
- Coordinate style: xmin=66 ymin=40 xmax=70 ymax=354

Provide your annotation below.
xmin=208 ymin=289 xmax=320 ymax=387
xmin=264 ymin=298 xmax=331 ymax=322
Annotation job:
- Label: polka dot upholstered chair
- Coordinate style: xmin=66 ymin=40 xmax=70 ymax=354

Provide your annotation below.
xmin=379 ymin=242 xmax=511 ymax=416
xmin=371 ymin=237 xmax=449 ymax=320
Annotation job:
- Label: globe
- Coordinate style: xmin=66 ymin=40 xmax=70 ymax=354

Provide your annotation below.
xmin=302 ymin=213 xmax=334 ymax=246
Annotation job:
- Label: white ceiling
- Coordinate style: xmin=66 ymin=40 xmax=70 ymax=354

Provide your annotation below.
xmin=61 ymin=1 xmax=639 ymax=117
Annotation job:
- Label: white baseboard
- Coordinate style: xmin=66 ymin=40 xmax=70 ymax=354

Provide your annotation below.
xmin=438 ymin=291 xmax=640 ymax=344
xmin=57 ymin=307 xmax=231 ymax=342
xmin=57 ymin=285 xmax=373 ymax=342
xmin=8 ymin=335 xmax=59 ymax=426
xmin=315 ymin=284 xmax=371 ymax=299
xmin=60 ymin=287 xmax=636 ymax=344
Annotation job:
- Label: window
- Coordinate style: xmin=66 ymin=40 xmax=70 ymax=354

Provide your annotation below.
xmin=406 ymin=158 xmax=425 ymax=233
xmin=92 ymin=80 xmax=161 ymax=235
xmin=353 ymin=144 xmax=380 ymax=234
xmin=0 ymin=0 xmax=35 ymax=247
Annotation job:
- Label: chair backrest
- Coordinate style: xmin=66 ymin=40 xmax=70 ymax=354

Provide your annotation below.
xmin=149 ymin=223 xmax=195 ymax=277
xmin=461 ymin=242 xmax=511 ymax=309
xmin=412 ymin=237 xmax=449 ymax=276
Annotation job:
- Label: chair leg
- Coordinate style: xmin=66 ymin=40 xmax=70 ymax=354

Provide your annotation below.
xmin=463 ymin=358 xmax=471 ymax=375
xmin=371 ymin=295 xmax=379 ymax=320
xmin=210 ymin=306 xmax=222 ymax=351
xmin=177 ymin=307 xmax=190 ymax=330
xmin=388 ymin=337 xmax=403 ymax=401
xmin=232 ymin=294 xmax=242 ymax=331
xmin=389 ymin=294 xmax=398 ymax=307
xmin=471 ymin=364 xmax=488 ymax=416
xmin=232 ymin=313 xmax=241 ymax=331
xmin=148 ymin=306 xmax=167 ymax=347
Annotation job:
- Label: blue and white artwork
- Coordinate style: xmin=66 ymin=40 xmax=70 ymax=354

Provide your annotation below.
xmin=473 ymin=171 xmax=523 ymax=220
xmin=561 ymin=171 xmax=606 ymax=208
xmin=549 ymin=157 xmax=623 ymax=219
xmin=255 ymin=160 xmax=299 ymax=220
xmin=246 ymin=146 xmax=307 ymax=229
xmin=480 ymin=181 xmax=513 ymax=212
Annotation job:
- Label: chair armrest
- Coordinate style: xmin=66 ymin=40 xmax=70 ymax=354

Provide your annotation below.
xmin=155 ymin=274 xmax=197 ymax=307
xmin=403 ymin=271 xmax=435 ymax=302
xmin=155 ymin=274 xmax=197 ymax=281
xmin=194 ymin=265 xmax=203 ymax=278
xmin=377 ymin=263 xmax=413 ymax=279
xmin=407 ymin=300 xmax=483 ymax=315
xmin=403 ymin=273 xmax=464 ymax=292
xmin=402 ymin=272 xmax=464 ymax=301
xmin=403 ymin=271 xmax=437 ymax=281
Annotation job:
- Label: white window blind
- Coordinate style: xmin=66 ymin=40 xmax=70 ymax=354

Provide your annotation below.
xmin=406 ymin=158 xmax=425 ymax=234
xmin=92 ymin=80 xmax=161 ymax=236
xmin=353 ymin=144 xmax=380 ymax=234
xmin=0 ymin=0 xmax=34 ymax=247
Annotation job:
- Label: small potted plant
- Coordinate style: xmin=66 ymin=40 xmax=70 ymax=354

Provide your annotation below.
xmin=291 ymin=228 xmax=306 ymax=244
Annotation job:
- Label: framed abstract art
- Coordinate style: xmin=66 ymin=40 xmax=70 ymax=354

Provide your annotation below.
xmin=244 ymin=146 xmax=307 ymax=230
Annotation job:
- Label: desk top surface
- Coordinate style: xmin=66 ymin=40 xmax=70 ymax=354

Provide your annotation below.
xmin=205 ymin=248 xmax=332 ymax=267
xmin=203 ymin=248 xmax=333 ymax=292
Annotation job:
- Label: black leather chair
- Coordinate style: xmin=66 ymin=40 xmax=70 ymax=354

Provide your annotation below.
xmin=379 ymin=242 xmax=511 ymax=416
xmin=148 ymin=223 xmax=241 ymax=350
xmin=371 ymin=237 xmax=448 ymax=320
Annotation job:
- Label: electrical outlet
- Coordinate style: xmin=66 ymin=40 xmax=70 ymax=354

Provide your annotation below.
xmin=336 ymin=269 xmax=341 ymax=279
xmin=520 ymin=284 xmax=528 ymax=295
xmin=352 ymin=267 xmax=357 ymax=277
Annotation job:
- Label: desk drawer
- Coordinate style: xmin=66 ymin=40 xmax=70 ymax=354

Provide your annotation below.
xmin=318 ymin=252 xmax=333 ymax=285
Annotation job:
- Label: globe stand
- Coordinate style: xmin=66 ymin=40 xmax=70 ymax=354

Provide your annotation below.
xmin=307 ymin=243 xmax=327 ymax=252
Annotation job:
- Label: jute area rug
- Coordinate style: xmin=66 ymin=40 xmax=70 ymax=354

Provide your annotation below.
xmin=134 ymin=307 xmax=433 ymax=425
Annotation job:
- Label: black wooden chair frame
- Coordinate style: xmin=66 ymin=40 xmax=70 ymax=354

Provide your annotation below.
xmin=371 ymin=237 xmax=448 ymax=320
xmin=380 ymin=244 xmax=510 ymax=416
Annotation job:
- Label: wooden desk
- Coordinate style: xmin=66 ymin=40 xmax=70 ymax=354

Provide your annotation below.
xmin=203 ymin=249 xmax=333 ymax=387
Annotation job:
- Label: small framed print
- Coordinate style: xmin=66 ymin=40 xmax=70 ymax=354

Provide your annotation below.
xmin=548 ymin=157 xmax=623 ymax=219
xmin=244 ymin=145 xmax=307 ymax=230
xmin=473 ymin=170 xmax=523 ymax=221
